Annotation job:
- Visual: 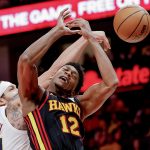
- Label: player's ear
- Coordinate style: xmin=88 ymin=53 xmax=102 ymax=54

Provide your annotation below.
xmin=0 ymin=98 xmax=7 ymax=106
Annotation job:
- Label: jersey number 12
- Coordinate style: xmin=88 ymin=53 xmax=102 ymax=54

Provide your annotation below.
xmin=60 ymin=115 xmax=81 ymax=137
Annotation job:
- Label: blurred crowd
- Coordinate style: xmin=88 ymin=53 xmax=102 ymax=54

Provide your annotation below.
xmin=83 ymin=94 xmax=150 ymax=150
xmin=112 ymin=44 xmax=150 ymax=68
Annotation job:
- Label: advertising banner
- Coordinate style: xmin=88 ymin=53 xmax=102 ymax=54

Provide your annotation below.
xmin=0 ymin=0 xmax=150 ymax=36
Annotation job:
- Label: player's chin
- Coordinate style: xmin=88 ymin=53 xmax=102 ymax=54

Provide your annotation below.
xmin=55 ymin=82 xmax=67 ymax=90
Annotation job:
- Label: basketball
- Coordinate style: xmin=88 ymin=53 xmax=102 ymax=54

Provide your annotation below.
xmin=113 ymin=5 xmax=150 ymax=43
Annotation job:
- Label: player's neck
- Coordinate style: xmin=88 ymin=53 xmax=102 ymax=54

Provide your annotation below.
xmin=47 ymin=81 xmax=75 ymax=98
xmin=48 ymin=86 xmax=72 ymax=98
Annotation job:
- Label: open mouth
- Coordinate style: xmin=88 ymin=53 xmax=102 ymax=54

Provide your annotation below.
xmin=59 ymin=76 xmax=68 ymax=83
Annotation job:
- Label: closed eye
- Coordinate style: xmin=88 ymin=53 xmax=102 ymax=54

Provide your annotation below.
xmin=8 ymin=85 xmax=16 ymax=91
xmin=63 ymin=68 xmax=69 ymax=71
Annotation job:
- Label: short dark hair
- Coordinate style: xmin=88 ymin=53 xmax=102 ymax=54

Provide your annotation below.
xmin=64 ymin=62 xmax=84 ymax=93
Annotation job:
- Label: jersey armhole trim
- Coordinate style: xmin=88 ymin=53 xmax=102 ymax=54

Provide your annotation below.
xmin=39 ymin=91 xmax=48 ymax=110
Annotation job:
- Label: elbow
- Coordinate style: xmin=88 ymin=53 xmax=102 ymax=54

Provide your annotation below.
xmin=18 ymin=54 xmax=30 ymax=65
xmin=113 ymin=79 xmax=119 ymax=88
xmin=109 ymin=77 xmax=119 ymax=89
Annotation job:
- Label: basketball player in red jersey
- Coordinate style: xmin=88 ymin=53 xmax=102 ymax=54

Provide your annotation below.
xmin=17 ymin=8 xmax=118 ymax=150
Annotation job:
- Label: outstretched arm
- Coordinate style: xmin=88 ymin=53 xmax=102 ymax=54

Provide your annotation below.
xmin=80 ymin=37 xmax=118 ymax=119
xmin=69 ymin=19 xmax=119 ymax=120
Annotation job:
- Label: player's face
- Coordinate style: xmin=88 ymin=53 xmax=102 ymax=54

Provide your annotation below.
xmin=52 ymin=65 xmax=79 ymax=93
xmin=2 ymin=84 xmax=18 ymax=102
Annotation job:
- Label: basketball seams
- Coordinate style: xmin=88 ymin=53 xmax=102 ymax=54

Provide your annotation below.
xmin=116 ymin=10 xmax=146 ymax=32
xmin=145 ymin=14 xmax=150 ymax=34
xmin=126 ymin=14 xmax=146 ymax=39
xmin=139 ymin=14 xmax=150 ymax=39
xmin=116 ymin=6 xmax=144 ymax=15
xmin=128 ymin=14 xmax=149 ymax=42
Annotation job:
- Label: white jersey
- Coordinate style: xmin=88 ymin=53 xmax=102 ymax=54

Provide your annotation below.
xmin=0 ymin=106 xmax=32 ymax=150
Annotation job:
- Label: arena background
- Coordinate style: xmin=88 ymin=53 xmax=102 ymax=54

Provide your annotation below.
xmin=0 ymin=0 xmax=150 ymax=150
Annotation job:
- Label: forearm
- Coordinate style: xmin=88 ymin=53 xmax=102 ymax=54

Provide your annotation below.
xmin=53 ymin=36 xmax=88 ymax=66
xmin=22 ymin=26 xmax=64 ymax=64
xmin=88 ymin=38 xmax=118 ymax=87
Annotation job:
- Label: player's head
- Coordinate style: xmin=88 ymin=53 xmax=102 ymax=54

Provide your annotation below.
xmin=51 ymin=62 xmax=84 ymax=96
xmin=65 ymin=62 xmax=84 ymax=93
xmin=0 ymin=81 xmax=18 ymax=106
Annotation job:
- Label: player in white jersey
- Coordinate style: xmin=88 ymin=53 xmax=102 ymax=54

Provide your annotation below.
xmin=0 ymin=81 xmax=32 ymax=150
xmin=0 ymin=106 xmax=31 ymax=150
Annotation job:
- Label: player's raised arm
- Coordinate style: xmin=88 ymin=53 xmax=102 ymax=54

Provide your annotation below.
xmin=68 ymin=18 xmax=118 ymax=120
xmin=17 ymin=8 xmax=79 ymax=114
